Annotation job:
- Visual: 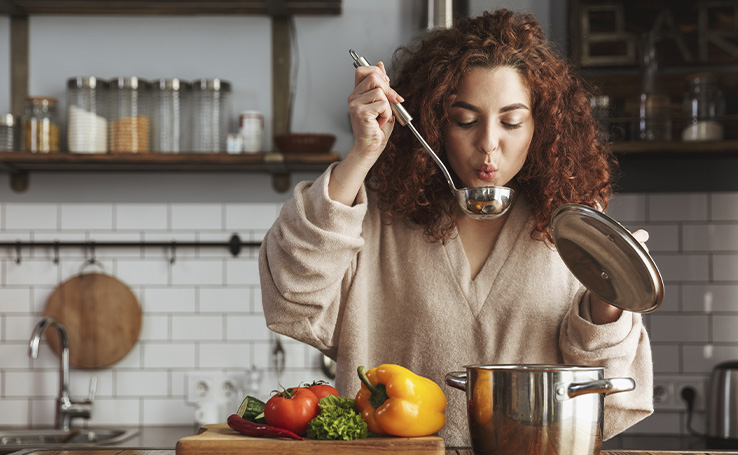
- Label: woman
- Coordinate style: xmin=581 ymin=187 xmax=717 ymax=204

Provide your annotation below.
xmin=259 ymin=9 xmax=653 ymax=445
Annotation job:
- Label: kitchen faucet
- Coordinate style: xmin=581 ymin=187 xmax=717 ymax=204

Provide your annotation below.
xmin=29 ymin=317 xmax=96 ymax=432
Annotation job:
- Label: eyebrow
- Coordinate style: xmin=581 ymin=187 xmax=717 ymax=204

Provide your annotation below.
xmin=451 ymin=100 xmax=530 ymax=113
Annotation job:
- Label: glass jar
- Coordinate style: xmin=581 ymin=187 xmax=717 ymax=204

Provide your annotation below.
xmin=21 ymin=97 xmax=61 ymax=153
xmin=0 ymin=114 xmax=15 ymax=151
xmin=589 ymin=96 xmax=611 ymax=141
xmin=191 ymin=78 xmax=232 ymax=153
xmin=682 ymin=73 xmax=726 ymax=141
xmin=634 ymin=34 xmax=672 ymax=141
xmin=67 ymin=76 xmax=108 ymax=153
xmin=151 ymin=78 xmax=191 ymax=153
xmin=239 ymin=110 xmax=264 ymax=153
xmin=109 ymin=76 xmax=151 ymax=153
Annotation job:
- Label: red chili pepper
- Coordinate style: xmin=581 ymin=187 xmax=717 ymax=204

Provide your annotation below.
xmin=227 ymin=414 xmax=304 ymax=440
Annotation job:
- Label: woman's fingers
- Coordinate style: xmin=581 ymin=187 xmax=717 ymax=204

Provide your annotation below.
xmin=351 ymin=62 xmax=404 ymax=106
xmin=376 ymin=61 xmax=405 ymax=104
xmin=350 ymin=87 xmax=393 ymax=126
xmin=632 ymin=229 xmax=650 ymax=252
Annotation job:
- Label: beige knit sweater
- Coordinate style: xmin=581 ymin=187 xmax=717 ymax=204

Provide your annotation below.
xmin=259 ymin=164 xmax=654 ymax=446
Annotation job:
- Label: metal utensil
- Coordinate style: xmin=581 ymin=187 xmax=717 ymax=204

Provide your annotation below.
xmin=551 ymin=203 xmax=664 ymax=313
xmin=272 ymin=333 xmax=285 ymax=384
xmin=349 ymin=49 xmax=514 ymax=220
xmin=321 ymin=354 xmax=336 ymax=379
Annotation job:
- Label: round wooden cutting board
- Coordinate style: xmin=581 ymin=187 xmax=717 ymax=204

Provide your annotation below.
xmin=44 ymin=272 xmax=142 ymax=369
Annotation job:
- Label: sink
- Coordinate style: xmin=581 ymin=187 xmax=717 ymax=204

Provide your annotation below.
xmin=0 ymin=427 xmax=137 ymax=451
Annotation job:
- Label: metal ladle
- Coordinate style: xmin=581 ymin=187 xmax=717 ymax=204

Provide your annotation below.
xmin=349 ymin=49 xmax=514 ymax=220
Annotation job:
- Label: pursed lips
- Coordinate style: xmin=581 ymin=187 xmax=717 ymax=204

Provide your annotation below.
xmin=475 ymin=164 xmax=497 ymax=182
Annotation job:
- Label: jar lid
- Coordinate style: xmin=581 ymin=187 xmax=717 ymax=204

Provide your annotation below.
xmin=26 ymin=96 xmax=58 ymax=106
xmin=152 ymin=78 xmax=191 ymax=91
xmin=589 ymin=95 xmax=610 ymax=108
xmin=192 ymin=78 xmax=231 ymax=92
xmin=687 ymin=72 xmax=720 ymax=84
xmin=111 ymin=76 xmax=150 ymax=90
xmin=67 ymin=76 xmax=108 ymax=89
xmin=0 ymin=113 xmax=14 ymax=127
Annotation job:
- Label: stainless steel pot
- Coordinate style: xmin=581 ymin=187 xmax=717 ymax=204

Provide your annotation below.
xmin=445 ymin=365 xmax=635 ymax=455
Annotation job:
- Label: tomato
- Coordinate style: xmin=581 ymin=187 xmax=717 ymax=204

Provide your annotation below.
xmin=307 ymin=382 xmax=340 ymax=400
xmin=264 ymin=387 xmax=320 ymax=436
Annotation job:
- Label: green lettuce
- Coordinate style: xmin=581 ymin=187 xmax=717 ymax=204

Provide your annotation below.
xmin=307 ymin=395 xmax=369 ymax=440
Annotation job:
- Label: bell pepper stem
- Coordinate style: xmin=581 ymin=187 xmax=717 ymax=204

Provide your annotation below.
xmin=357 ymin=366 xmax=389 ymax=408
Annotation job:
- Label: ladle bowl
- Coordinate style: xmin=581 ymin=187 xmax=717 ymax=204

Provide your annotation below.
xmin=350 ymin=49 xmax=514 ymax=220
xmin=458 ymin=186 xmax=515 ymax=219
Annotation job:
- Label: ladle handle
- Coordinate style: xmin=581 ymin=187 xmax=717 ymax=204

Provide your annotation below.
xmin=348 ymin=49 xmax=458 ymax=192
xmin=349 ymin=49 xmax=412 ymax=126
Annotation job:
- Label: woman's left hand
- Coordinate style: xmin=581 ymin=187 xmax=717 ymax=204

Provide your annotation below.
xmin=589 ymin=229 xmax=650 ymax=324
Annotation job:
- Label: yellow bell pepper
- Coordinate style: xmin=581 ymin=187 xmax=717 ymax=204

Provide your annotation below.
xmin=355 ymin=364 xmax=446 ymax=437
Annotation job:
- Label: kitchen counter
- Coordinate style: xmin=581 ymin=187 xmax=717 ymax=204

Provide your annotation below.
xmin=0 ymin=426 xmax=198 ymax=455
xmin=106 ymin=426 xmax=199 ymax=448
xmin=5 ymin=426 xmax=738 ymax=455
xmin=604 ymin=434 xmax=733 ymax=451
xmin=6 ymin=450 xmax=738 ymax=455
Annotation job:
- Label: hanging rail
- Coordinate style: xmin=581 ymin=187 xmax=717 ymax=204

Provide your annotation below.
xmin=1 ymin=233 xmax=260 ymax=264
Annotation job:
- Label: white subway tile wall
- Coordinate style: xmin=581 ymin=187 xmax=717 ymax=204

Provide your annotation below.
xmin=0 ymin=193 xmax=736 ymax=435
xmin=607 ymin=192 xmax=738 ymax=435
xmin=0 ymin=201 xmax=332 ymax=428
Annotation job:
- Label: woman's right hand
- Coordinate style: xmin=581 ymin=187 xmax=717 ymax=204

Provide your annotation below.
xmin=347 ymin=61 xmax=404 ymax=166
xmin=329 ymin=61 xmax=404 ymax=206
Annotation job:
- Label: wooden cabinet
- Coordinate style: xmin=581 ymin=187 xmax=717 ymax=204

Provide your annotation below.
xmin=569 ymin=0 xmax=738 ymax=192
xmin=0 ymin=0 xmax=342 ymax=192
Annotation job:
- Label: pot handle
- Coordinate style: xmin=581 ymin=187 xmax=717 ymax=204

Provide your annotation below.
xmin=445 ymin=371 xmax=468 ymax=391
xmin=556 ymin=377 xmax=635 ymax=401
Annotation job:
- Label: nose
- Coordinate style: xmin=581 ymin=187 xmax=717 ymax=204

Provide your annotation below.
xmin=477 ymin=122 xmax=499 ymax=155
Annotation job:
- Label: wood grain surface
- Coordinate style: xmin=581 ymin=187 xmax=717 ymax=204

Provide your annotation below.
xmin=44 ymin=272 xmax=142 ymax=369
xmin=17 ymin=448 xmax=738 ymax=455
xmin=175 ymin=424 xmax=446 ymax=455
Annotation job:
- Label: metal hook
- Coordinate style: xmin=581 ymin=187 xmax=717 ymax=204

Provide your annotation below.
xmin=53 ymin=241 xmax=60 ymax=265
xmin=79 ymin=241 xmax=105 ymax=274
xmin=87 ymin=241 xmax=96 ymax=265
xmin=15 ymin=241 xmax=21 ymax=265
xmin=169 ymin=241 xmax=177 ymax=265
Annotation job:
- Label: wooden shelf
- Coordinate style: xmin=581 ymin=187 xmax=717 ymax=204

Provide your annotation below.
xmin=612 ymin=140 xmax=738 ymax=154
xmin=0 ymin=0 xmax=342 ymax=16
xmin=0 ymin=151 xmax=340 ymax=192
xmin=612 ymin=145 xmax=738 ymax=193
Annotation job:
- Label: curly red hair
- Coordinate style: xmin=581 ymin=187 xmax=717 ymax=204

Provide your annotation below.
xmin=366 ymin=9 xmax=615 ymax=243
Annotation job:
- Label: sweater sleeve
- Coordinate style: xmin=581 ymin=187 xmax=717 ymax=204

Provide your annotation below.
xmin=259 ymin=163 xmax=367 ymax=355
xmin=559 ymin=291 xmax=654 ymax=440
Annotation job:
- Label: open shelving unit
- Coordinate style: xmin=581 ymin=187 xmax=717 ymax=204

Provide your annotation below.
xmin=569 ymin=0 xmax=738 ymax=193
xmin=0 ymin=0 xmax=342 ymax=192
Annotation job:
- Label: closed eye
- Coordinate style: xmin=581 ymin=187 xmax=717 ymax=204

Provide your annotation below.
xmin=455 ymin=120 xmax=476 ymax=128
xmin=502 ymin=122 xmax=522 ymax=129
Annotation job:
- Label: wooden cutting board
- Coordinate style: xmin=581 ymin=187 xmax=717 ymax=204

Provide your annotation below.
xmin=44 ymin=272 xmax=142 ymax=369
xmin=175 ymin=424 xmax=446 ymax=455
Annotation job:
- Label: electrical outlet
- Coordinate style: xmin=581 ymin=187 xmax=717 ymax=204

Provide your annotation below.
xmin=653 ymin=379 xmax=674 ymax=408
xmin=652 ymin=375 xmax=709 ymax=411
xmin=217 ymin=375 xmax=244 ymax=402
xmin=675 ymin=377 xmax=708 ymax=412
xmin=187 ymin=373 xmax=245 ymax=404
xmin=187 ymin=374 xmax=215 ymax=404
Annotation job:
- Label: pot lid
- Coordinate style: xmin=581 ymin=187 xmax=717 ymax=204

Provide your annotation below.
xmin=551 ymin=203 xmax=663 ymax=313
